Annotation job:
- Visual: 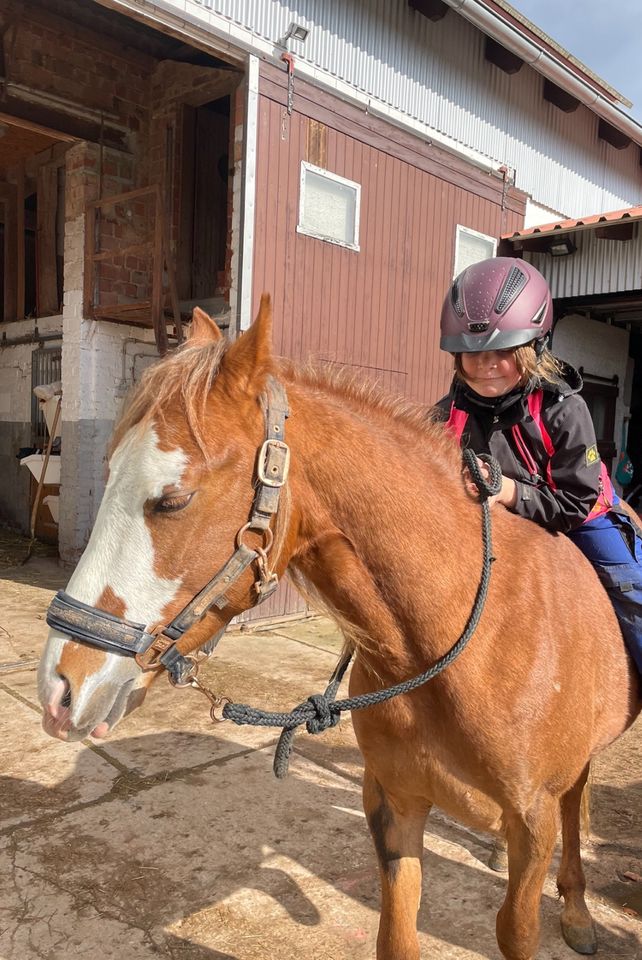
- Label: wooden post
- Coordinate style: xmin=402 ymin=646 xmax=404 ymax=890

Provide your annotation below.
xmin=37 ymin=162 xmax=59 ymax=316
xmin=1 ymin=183 xmax=17 ymax=322
xmin=16 ymin=162 xmax=25 ymax=321
xmin=160 ymin=206 xmax=183 ymax=344
xmin=152 ymin=186 xmax=167 ymax=354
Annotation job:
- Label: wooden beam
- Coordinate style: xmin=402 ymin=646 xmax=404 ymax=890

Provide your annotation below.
xmin=86 ymin=185 xmax=157 ymax=209
xmin=36 ymin=162 xmax=59 ymax=315
xmin=15 ymin=162 xmax=24 ymax=321
xmin=595 ymin=223 xmax=635 ymax=241
xmin=408 ymin=0 xmax=448 ymax=21
xmin=0 ymin=111 xmax=76 ymax=143
xmin=598 ymin=119 xmax=631 ymax=150
xmin=92 ymin=240 xmax=152 ymax=262
xmin=160 ymin=201 xmax=183 ymax=343
xmin=543 ymin=79 xmax=580 ymax=114
xmin=177 ymin=105 xmax=196 ymax=299
xmin=0 ymin=94 xmax=128 ymax=151
xmin=2 ymin=185 xmax=17 ymax=322
xmin=152 ymin=188 xmax=167 ymax=355
xmin=485 ymin=37 xmax=523 ymax=75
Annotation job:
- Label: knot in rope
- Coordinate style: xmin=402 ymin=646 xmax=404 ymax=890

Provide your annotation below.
xmin=462 ymin=448 xmax=503 ymax=501
xmin=305 ymin=693 xmax=340 ymax=734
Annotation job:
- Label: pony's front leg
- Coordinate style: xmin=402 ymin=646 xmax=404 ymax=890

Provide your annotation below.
xmin=496 ymin=795 xmax=558 ymax=960
xmin=363 ymin=769 xmax=430 ymax=960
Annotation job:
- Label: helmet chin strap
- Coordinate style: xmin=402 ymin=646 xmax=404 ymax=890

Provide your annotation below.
xmin=534 ymin=334 xmax=550 ymax=358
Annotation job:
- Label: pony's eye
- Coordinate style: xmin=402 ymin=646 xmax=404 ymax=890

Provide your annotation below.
xmin=154 ymin=492 xmax=194 ymax=514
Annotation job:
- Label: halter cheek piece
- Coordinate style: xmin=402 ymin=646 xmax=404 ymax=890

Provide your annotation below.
xmin=46 ymin=377 xmax=290 ymax=686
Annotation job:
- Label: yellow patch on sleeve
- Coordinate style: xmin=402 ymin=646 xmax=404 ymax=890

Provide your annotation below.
xmin=585 ymin=444 xmax=600 ymax=466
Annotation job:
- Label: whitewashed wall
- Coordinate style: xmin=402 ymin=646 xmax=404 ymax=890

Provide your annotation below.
xmin=60 ymin=201 xmax=158 ymax=562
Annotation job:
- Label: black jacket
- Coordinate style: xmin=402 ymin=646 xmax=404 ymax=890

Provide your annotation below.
xmin=432 ymin=365 xmax=602 ymax=533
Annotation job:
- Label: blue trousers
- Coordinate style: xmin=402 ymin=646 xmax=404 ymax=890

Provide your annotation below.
xmin=568 ymin=510 xmax=642 ymax=675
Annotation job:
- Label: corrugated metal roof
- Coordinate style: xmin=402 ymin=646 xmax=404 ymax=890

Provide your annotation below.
xmin=502 ymin=205 xmax=642 ymax=241
xmin=490 ymin=0 xmax=631 ymax=107
xmin=137 ymin=0 xmax=642 ymax=212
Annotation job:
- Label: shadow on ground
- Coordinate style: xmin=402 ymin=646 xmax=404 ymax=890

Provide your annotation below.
xmin=2 ymin=730 xmax=640 ymax=960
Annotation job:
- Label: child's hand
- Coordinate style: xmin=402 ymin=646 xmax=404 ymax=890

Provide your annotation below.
xmin=463 ymin=458 xmax=517 ymax=509
xmin=462 ymin=456 xmax=491 ymax=498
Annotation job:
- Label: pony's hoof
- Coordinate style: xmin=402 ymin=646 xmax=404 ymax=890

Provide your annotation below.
xmin=488 ymin=841 xmax=508 ymax=873
xmin=561 ymin=919 xmax=598 ymax=955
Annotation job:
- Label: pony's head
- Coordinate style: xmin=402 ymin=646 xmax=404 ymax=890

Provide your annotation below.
xmin=39 ymin=296 xmax=289 ymax=741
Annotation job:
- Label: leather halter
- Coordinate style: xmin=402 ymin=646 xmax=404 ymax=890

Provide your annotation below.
xmin=46 ymin=376 xmax=290 ymax=685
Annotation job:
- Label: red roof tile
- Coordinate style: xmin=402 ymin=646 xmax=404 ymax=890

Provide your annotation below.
xmin=502 ymin=205 xmax=642 ymax=241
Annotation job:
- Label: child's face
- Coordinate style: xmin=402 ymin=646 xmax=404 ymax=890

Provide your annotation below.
xmin=460 ymin=349 xmax=521 ymax=397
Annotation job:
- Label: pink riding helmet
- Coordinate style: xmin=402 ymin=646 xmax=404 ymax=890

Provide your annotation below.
xmin=440 ymin=257 xmax=553 ymax=353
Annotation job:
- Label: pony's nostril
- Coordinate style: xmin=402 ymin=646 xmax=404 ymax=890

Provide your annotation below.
xmin=59 ymin=677 xmax=72 ymax=709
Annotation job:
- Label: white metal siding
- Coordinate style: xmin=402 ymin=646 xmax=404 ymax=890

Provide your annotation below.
xmin=188 ymin=0 xmax=642 ymax=216
xmin=524 ymin=228 xmax=642 ymax=298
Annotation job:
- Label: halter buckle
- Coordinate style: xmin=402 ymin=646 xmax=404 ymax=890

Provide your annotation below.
xmin=257 ymin=439 xmax=290 ymax=487
xmin=135 ymin=630 xmax=175 ymax=671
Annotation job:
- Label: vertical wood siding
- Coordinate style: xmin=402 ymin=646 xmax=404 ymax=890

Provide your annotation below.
xmin=253 ymin=65 xmax=524 ymax=405
xmin=246 ymin=65 xmax=524 ymax=622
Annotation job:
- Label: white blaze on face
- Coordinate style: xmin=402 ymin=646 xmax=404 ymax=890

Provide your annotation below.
xmin=39 ymin=424 xmax=189 ymax=727
xmin=65 ymin=423 xmax=188 ymax=619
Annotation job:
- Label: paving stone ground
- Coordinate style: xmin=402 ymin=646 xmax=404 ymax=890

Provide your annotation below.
xmin=0 ymin=549 xmax=639 ymax=959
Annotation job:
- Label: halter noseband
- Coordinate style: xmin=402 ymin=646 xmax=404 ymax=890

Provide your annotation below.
xmin=46 ymin=376 xmax=290 ymax=685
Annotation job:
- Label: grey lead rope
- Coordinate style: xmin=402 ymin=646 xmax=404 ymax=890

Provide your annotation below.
xmin=222 ymin=449 xmax=503 ymax=778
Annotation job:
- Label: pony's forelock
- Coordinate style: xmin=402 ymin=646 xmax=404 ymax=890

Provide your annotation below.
xmin=111 ymin=338 xmax=228 ymax=457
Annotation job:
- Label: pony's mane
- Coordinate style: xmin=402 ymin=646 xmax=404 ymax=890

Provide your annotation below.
xmin=111 ymin=337 xmax=456 ymax=463
xmin=277 ymin=358 xmax=457 ymax=460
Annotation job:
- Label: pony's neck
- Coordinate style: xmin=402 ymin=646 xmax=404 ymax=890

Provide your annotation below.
xmin=286 ymin=379 xmax=482 ymax=675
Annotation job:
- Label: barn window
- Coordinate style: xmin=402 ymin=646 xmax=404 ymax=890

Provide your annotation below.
xmin=297 ymin=162 xmax=360 ymax=250
xmin=453 ymin=225 xmax=497 ymax=277
xmin=31 ymin=346 xmax=62 ymax=446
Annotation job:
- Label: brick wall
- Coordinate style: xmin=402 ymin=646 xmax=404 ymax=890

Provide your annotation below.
xmin=0 ymin=2 xmax=242 ymax=558
xmin=5 ymin=3 xmax=151 ymax=139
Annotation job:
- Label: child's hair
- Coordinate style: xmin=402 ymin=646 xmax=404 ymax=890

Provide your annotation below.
xmin=454 ymin=342 xmax=563 ymax=387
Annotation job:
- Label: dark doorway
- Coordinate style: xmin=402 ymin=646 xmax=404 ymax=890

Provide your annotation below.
xmin=625 ymin=328 xmax=642 ymax=511
xmin=178 ymin=96 xmax=230 ymax=305
xmin=580 ymin=370 xmax=618 ymax=474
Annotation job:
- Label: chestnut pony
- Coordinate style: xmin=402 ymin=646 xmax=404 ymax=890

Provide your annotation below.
xmin=39 ymin=298 xmax=640 ymax=960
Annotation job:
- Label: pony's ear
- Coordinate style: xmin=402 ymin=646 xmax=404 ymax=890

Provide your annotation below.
xmin=219 ymin=294 xmax=274 ymax=395
xmin=189 ymin=307 xmax=223 ymax=345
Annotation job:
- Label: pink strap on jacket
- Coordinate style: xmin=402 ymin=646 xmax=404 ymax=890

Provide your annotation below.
xmin=445 ymin=390 xmax=614 ymax=522
xmin=445 ymin=403 xmax=468 ymax=443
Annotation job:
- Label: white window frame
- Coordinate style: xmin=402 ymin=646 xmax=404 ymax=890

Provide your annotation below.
xmin=453 ymin=224 xmax=497 ymax=277
xmin=297 ymin=161 xmax=361 ymax=251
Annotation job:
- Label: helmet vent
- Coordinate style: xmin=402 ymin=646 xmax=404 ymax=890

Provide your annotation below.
xmin=452 ymin=277 xmax=465 ymax=317
xmin=531 ymin=301 xmax=547 ymax=326
xmin=468 ymin=321 xmax=489 ymax=333
xmin=494 ymin=265 xmax=528 ymax=314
